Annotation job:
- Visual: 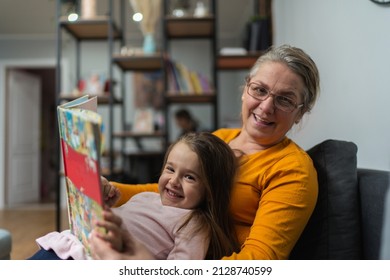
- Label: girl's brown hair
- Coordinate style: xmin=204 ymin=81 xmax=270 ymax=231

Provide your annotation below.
xmin=162 ymin=132 xmax=240 ymax=259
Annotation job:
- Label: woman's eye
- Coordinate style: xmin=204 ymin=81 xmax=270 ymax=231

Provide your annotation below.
xmin=254 ymin=86 xmax=268 ymax=96
xmin=277 ymin=96 xmax=295 ymax=106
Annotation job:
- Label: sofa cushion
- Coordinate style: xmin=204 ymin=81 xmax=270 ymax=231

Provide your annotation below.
xmin=290 ymin=139 xmax=361 ymax=259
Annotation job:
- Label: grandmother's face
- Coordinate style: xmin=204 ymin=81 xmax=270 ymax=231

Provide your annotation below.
xmin=241 ymin=61 xmax=304 ymax=148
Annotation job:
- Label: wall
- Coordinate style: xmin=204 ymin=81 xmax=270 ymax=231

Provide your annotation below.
xmin=273 ymin=0 xmax=390 ymax=170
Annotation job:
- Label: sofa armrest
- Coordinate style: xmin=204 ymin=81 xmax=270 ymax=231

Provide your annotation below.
xmin=358 ymin=168 xmax=390 ymax=259
xmin=0 ymin=229 xmax=12 ymax=260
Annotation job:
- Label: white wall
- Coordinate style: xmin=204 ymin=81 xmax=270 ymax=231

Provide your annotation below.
xmin=272 ymin=0 xmax=390 ymax=170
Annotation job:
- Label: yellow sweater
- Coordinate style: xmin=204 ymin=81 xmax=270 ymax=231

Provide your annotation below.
xmin=112 ymin=128 xmax=318 ymax=260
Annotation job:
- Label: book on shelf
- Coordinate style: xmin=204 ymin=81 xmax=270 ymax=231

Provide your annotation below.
xmin=175 ymin=62 xmax=195 ymax=93
xmin=166 ymin=59 xmax=180 ymax=92
xmin=166 ymin=58 xmax=213 ymax=95
xmin=57 ymin=95 xmax=105 ymax=257
xmin=189 ymin=71 xmax=203 ymax=94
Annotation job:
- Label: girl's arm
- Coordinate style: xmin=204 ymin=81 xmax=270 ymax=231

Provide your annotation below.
xmin=167 ymin=220 xmax=209 ymax=260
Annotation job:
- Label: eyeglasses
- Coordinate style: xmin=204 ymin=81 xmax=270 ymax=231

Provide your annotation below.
xmin=246 ymin=82 xmax=304 ymax=113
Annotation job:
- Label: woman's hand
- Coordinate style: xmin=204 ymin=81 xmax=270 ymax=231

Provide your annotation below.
xmin=101 ymin=176 xmax=121 ymax=207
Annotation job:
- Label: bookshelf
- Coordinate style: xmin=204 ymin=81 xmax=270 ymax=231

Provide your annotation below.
xmin=55 ymin=0 xmax=272 ymax=230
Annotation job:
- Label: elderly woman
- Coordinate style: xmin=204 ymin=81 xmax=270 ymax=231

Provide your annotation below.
xmin=90 ymin=44 xmax=321 ymax=260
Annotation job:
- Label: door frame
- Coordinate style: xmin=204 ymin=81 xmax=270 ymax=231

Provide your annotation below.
xmin=0 ymin=58 xmax=68 ymax=209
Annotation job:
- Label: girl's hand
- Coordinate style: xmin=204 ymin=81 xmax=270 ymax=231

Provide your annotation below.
xmin=89 ymin=229 xmax=125 ymax=259
xmin=90 ymin=209 xmax=155 ymax=260
xmin=90 ymin=229 xmax=155 ymax=260
xmin=101 ymin=176 xmax=121 ymax=207
xmin=93 ymin=208 xmax=124 ymax=252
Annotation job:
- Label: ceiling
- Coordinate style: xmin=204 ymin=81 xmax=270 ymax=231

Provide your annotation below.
xmin=0 ymin=0 xmax=253 ymax=41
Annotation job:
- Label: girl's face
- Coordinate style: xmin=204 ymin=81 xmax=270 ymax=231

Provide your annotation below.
xmin=158 ymin=142 xmax=206 ymax=209
xmin=241 ymin=61 xmax=305 ymax=148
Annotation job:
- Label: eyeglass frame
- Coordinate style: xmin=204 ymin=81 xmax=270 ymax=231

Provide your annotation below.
xmin=245 ymin=79 xmax=304 ymax=113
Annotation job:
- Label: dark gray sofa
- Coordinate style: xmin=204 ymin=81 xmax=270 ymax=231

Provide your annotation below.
xmin=290 ymin=139 xmax=390 ymax=259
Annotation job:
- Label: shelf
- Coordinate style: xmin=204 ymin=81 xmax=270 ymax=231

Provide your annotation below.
xmin=165 ymin=93 xmax=216 ymax=103
xmin=59 ymin=94 xmax=123 ymax=105
xmin=59 ymin=16 xmax=122 ymax=40
xmin=112 ymin=131 xmax=165 ymax=138
xmin=217 ymin=53 xmax=263 ymax=70
xmin=124 ymin=151 xmax=165 ymax=158
xmin=113 ymin=54 xmax=163 ymax=71
xmin=165 ymin=16 xmax=215 ymax=38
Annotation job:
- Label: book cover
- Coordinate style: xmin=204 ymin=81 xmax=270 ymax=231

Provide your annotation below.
xmin=165 ymin=59 xmax=180 ymax=92
xmin=198 ymin=73 xmax=213 ymax=94
xmin=172 ymin=62 xmax=188 ymax=93
xmin=57 ymin=95 xmax=104 ymax=256
xmin=189 ymin=71 xmax=203 ymax=94
xmin=176 ymin=62 xmax=195 ymax=93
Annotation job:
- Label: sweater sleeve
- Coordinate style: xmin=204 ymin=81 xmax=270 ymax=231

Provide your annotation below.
xmin=112 ymin=182 xmax=159 ymax=207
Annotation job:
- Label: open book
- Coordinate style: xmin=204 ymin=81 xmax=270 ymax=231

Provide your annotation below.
xmin=57 ymin=95 xmax=104 ymax=256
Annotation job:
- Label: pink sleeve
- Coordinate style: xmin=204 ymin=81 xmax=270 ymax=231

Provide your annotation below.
xmin=167 ymin=220 xmax=209 ymax=260
xmin=35 ymin=230 xmax=88 ymax=260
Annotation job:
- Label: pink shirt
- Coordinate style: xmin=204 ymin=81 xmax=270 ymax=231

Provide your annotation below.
xmin=36 ymin=192 xmax=209 ymax=260
xmin=113 ymin=192 xmax=209 ymax=259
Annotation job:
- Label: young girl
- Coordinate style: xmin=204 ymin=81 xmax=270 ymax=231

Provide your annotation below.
xmin=30 ymin=132 xmax=240 ymax=260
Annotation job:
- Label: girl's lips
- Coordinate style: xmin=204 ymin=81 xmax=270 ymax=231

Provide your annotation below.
xmin=165 ymin=188 xmax=183 ymax=199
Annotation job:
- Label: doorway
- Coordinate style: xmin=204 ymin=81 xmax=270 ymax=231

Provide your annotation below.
xmin=5 ymin=67 xmax=57 ymax=207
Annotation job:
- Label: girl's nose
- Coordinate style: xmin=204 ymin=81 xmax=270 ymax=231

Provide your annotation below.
xmin=169 ymin=175 xmax=180 ymax=187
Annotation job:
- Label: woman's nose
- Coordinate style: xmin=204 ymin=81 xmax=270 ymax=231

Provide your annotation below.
xmin=259 ymin=95 xmax=275 ymax=113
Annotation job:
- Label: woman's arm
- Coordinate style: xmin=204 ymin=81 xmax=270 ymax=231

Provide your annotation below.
xmin=112 ymin=182 xmax=159 ymax=207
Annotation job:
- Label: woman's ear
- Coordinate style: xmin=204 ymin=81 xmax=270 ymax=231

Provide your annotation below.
xmin=294 ymin=109 xmax=305 ymax=124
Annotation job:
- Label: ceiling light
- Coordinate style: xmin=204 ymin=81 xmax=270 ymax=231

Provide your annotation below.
xmin=68 ymin=13 xmax=78 ymax=22
xmin=132 ymin=12 xmax=143 ymax=22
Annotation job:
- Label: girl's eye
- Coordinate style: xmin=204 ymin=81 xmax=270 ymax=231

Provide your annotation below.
xmin=165 ymin=166 xmax=174 ymax=173
xmin=184 ymin=174 xmax=195 ymax=181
